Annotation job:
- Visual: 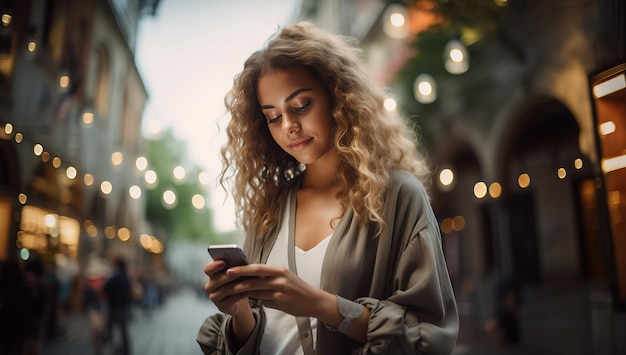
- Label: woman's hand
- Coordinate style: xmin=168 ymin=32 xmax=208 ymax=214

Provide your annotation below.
xmin=209 ymin=263 xmax=369 ymax=345
xmin=204 ymin=260 xmax=252 ymax=316
xmin=222 ymin=264 xmax=332 ymax=318
xmin=204 ymin=260 xmax=256 ymax=347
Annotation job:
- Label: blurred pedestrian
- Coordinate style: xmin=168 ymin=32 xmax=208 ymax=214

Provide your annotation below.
xmin=42 ymin=258 xmax=60 ymax=340
xmin=52 ymin=246 xmax=79 ymax=339
xmin=0 ymin=259 xmax=27 ymax=355
xmin=138 ymin=269 xmax=159 ymax=315
xmin=83 ymin=253 xmax=112 ymax=355
xmin=485 ymin=274 xmax=521 ymax=345
xmin=55 ymin=245 xmax=79 ymax=310
xmin=103 ymin=257 xmax=132 ymax=355
xmin=22 ymin=256 xmax=48 ymax=355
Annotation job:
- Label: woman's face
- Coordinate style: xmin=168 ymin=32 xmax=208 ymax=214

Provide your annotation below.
xmin=257 ymin=66 xmax=335 ymax=166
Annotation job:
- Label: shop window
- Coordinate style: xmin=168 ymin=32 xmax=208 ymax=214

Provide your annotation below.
xmin=17 ymin=205 xmax=80 ymax=259
xmin=591 ymin=63 xmax=626 ymax=307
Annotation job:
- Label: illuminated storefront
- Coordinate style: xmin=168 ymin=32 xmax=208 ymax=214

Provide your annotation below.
xmin=0 ymin=196 xmax=11 ymax=259
xmin=591 ymin=63 xmax=626 ymax=307
xmin=0 ymin=1 xmax=160 ymax=270
xmin=17 ymin=205 xmax=80 ymax=259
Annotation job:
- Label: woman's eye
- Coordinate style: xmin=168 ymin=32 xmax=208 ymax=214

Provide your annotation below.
xmin=293 ymin=100 xmax=311 ymax=113
xmin=268 ymin=115 xmax=282 ymax=125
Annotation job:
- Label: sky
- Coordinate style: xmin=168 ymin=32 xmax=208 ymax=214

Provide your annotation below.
xmin=135 ymin=0 xmax=299 ymax=233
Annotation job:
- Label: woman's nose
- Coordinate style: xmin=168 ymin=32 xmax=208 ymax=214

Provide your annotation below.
xmin=282 ymin=114 xmax=300 ymax=134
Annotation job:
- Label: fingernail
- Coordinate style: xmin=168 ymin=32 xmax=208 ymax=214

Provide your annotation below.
xmin=226 ymin=269 xmax=235 ymax=276
xmin=216 ymin=261 xmax=225 ymax=268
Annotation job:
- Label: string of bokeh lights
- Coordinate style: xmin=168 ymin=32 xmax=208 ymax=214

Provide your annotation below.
xmin=1 ymin=120 xmax=215 ymax=254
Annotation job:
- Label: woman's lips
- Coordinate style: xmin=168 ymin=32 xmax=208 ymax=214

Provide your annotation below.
xmin=288 ymin=137 xmax=311 ymax=151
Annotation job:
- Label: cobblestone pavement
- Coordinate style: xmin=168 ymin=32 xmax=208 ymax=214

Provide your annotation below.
xmin=42 ymin=287 xmax=216 ymax=355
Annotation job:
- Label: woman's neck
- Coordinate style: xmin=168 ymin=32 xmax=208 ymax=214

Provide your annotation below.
xmin=301 ymin=151 xmax=340 ymax=191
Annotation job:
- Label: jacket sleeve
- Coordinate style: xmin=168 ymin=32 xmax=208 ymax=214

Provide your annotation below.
xmin=196 ymin=299 xmax=266 ymax=355
xmin=352 ymin=173 xmax=459 ymax=355
xmin=354 ymin=220 xmax=459 ymax=355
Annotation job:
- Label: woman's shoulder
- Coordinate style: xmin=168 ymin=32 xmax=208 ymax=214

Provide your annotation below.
xmin=386 ymin=170 xmax=437 ymax=230
xmin=386 ymin=169 xmax=432 ymax=210
xmin=389 ymin=169 xmax=428 ymax=195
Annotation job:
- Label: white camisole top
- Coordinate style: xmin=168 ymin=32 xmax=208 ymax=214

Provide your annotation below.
xmin=258 ymin=202 xmax=332 ymax=355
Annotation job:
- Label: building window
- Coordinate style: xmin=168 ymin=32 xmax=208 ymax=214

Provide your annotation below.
xmin=592 ymin=63 xmax=626 ymax=306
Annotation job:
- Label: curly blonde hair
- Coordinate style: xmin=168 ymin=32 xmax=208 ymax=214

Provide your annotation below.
xmin=220 ymin=21 xmax=430 ymax=238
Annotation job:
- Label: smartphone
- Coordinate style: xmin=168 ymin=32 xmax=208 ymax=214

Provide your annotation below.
xmin=207 ymin=244 xmax=249 ymax=267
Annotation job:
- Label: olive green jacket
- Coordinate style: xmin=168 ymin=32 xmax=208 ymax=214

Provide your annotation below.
xmin=197 ymin=170 xmax=459 ymax=354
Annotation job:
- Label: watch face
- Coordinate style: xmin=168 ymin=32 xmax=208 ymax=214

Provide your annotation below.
xmin=338 ymin=318 xmax=352 ymax=333
xmin=335 ymin=296 xmax=364 ymax=333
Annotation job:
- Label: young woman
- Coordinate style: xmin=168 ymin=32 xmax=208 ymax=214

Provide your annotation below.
xmin=197 ymin=21 xmax=458 ymax=355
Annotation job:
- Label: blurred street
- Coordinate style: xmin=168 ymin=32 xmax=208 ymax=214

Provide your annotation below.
xmin=38 ymin=281 xmax=598 ymax=355
xmin=42 ymin=287 xmax=216 ymax=355
xmin=453 ymin=281 xmax=595 ymax=355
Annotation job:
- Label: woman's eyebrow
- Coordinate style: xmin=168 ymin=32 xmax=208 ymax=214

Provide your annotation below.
xmin=260 ymin=88 xmax=312 ymax=109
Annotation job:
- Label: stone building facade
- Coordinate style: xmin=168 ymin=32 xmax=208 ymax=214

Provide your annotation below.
xmin=0 ymin=0 xmax=161 ymax=283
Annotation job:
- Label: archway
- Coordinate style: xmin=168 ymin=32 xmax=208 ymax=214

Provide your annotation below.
xmin=431 ymin=133 xmax=491 ymax=287
xmin=495 ymin=97 xmax=600 ymax=284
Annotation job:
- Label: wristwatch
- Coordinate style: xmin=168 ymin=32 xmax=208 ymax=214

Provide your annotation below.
xmin=325 ymin=295 xmax=364 ymax=334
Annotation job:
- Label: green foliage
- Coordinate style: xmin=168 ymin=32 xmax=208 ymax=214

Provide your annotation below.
xmin=428 ymin=0 xmax=502 ymax=32
xmin=391 ymin=0 xmax=513 ymax=143
xmin=393 ymin=25 xmax=455 ymax=149
xmin=144 ymin=129 xmax=217 ymax=243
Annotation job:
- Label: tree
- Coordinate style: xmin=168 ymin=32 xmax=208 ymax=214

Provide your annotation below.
xmin=392 ymin=0 xmax=522 ymax=147
xmin=143 ymin=128 xmax=218 ymax=243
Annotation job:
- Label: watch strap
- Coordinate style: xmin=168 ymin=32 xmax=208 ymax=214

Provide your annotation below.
xmin=325 ymin=295 xmax=364 ymax=334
